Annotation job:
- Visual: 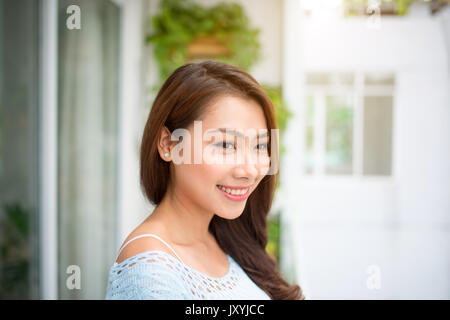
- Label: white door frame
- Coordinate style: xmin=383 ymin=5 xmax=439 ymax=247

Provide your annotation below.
xmin=39 ymin=0 xmax=58 ymax=300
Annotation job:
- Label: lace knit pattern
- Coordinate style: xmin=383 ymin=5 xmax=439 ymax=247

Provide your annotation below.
xmin=105 ymin=250 xmax=271 ymax=300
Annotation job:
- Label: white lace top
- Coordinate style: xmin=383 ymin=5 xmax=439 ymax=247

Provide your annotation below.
xmin=105 ymin=234 xmax=271 ymax=300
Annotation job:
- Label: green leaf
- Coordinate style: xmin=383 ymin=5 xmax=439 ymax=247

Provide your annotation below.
xmin=146 ymin=0 xmax=262 ymax=84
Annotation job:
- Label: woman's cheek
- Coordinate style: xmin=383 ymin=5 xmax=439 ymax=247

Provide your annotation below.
xmin=202 ymin=144 xmax=224 ymax=165
xmin=257 ymin=154 xmax=271 ymax=175
xmin=201 ymin=162 xmax=228 ymax=182
xmin=176 ymin=165 xmax=203 ymax=193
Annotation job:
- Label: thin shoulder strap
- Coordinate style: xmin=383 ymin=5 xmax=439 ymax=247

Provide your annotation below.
xmin=116 ymin=233 xmax=184 ymax=264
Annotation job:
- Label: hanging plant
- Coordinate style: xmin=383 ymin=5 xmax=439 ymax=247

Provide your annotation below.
xmin=146 ymin=0 xmax=261 ymax=87
xmin=342 ymin=0 xmax=444 ymax=16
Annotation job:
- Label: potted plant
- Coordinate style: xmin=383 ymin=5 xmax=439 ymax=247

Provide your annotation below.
xmin=146 ymin=0 xmax=261 ymax=86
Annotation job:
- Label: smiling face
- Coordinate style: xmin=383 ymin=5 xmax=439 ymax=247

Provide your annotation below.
xmin=167 ymin=95 xmax=271 ymax=220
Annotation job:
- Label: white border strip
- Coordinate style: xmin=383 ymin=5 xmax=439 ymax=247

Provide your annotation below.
xmin=39 ymin=0 xmax=58 ymax=300
xmin=282 ymin=0 xmax=312 ymax=300
xmin=117 ymin=0 xmax=148 ymax=250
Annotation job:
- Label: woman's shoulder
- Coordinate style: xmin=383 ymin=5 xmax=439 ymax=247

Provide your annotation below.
xmin=115 ymin=222 xmax=178 ymax=264
xmin=106 ymin=250 xmax=190 ymax=299
xmin=112 ymin=249 xmax=184 ymax=276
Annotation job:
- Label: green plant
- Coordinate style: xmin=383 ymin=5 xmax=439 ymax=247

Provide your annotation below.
xmin=266 ymin=210 xmax=280 ymax=262
xmin=147 ymin=0 xmax=261 ymax=87
xmin=261 ymin=85 xmax=293 ymax=157
xmin=261 ymin=86 xmax=293 ymax=265
xmin=343 ymin=0 xmax=428 ymax=16
xmin=261 ymin=85 xmax=293 ymax=193
xmin=0 ymin=202 xmax=31 ymax=299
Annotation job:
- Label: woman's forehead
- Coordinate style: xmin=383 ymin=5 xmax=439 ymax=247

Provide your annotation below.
xmin=206 ymin=128 xmax=270 ymax=143
xmin=201 ymin=95 xmax=267 ymax=129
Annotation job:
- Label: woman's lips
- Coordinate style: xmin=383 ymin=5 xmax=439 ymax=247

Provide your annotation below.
xmin=216 ymin=184 xmax=250 ymax=201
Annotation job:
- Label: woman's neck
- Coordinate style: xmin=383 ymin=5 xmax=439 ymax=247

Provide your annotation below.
xmin=146 ymin=186 xmax=216 ymax=248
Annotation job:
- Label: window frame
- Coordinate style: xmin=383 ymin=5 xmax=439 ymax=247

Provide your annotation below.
xmin=304 ymin=71 xmax=395 ymax=180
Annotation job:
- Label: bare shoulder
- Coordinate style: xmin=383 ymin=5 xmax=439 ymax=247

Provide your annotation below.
xmin=115 ymin=224 xmax=177 ymax=264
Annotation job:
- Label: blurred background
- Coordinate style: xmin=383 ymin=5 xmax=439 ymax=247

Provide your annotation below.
xmin=0 ymin=0 xmax=449 ymax=299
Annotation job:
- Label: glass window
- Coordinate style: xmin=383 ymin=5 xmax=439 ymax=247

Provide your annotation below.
xmin=305 ymin=72 xmax=394 ymax=177
xmin=306 ymin=73 xmax=331 ymax=86
xmin=325 ymin=95 xmax=353 ymax=175
xmin=0 ymin=0 xmax=40 ymax=299
xmin=363 ymin=96 xmax=393 ymax=175
xmin=306 ymin=72 xmax=353 ymax=86
xmin=305 ymin=95 xmax=315 ymax=174
xmin=364 ymin=73 xmax=395 ymax=86
xmin=57 ymin=0 xmax=120 ymax=299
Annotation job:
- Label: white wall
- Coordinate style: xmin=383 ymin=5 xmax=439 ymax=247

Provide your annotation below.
xmin=284 ymin=3 xmax=450 ymax=299
xmin=117 ymin=0 xmax=152 ymax=250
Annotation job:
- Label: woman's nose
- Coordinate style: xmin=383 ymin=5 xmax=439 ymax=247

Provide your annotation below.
xmin=233 ymin=148 xmax=259 ymax=179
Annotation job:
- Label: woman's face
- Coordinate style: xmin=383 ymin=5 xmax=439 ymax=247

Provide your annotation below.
xmin=170 ymin=95 xmax=272 ymax=220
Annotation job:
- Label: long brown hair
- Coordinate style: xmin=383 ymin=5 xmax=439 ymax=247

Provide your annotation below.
xmin=140 ymin=60 xmax=304 ymax=300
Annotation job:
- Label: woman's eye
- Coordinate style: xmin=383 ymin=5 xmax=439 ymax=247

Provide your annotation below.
xmin=256 ymin=143 xmax=268 ymax=151
xmin=213 ymin=142 xmax=267 ymax=151
xmin=215 ymin=142 xmax=234 ymax=150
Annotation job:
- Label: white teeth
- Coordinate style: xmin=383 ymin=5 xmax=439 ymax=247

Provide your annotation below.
xmin=218 ymin=185 xmax=248 ymax=196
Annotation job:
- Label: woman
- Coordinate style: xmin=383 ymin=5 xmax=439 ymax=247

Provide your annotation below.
xmin=105 ymin=60 xmax=304 ymax=300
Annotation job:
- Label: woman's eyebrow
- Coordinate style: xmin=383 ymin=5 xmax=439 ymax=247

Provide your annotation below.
xmin=212 ymin=128 xmax=269 ymax=139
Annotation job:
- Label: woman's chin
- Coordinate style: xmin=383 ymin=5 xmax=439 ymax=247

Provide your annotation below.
xmin=214 ymin=207 xmax=245 ymax=220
